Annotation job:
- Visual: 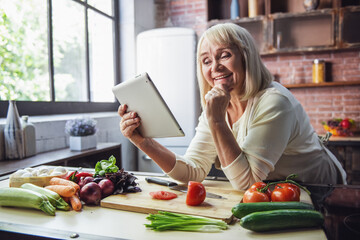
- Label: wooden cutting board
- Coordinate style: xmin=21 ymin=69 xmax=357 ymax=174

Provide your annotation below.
xmin=100 ymin=176 xmax=314 ymax=223
xmin=100 ymin=176 xmax=243 ymax=222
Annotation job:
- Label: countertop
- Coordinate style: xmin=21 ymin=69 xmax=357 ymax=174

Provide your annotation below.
xmin=0 ymin=170 xmax=328 ymax=240
xmin=0 ymin=142 xmax=121 ymax=177
xmin=327 ymin=136 xmax=360 ymax=142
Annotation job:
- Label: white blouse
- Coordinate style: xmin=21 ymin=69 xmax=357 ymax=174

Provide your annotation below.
xmin=167 ymin=82 xmax=347 ymax=190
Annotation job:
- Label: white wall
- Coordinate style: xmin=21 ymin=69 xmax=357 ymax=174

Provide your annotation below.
xmin=119 ymin=0 xmax=156 ymax=82
xmin=118 ymin=0 xmax=157 ymax=170
xmin=0 ymin=112 xmax=131 ymax=168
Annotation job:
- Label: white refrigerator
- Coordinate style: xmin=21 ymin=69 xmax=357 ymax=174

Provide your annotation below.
xmin=136 ymin=27 xmax=200 ymax=173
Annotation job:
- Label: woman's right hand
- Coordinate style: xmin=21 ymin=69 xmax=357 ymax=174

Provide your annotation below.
xmin=204 ymin=84 xmax=230 ymax=125
xmin=118 ymin=104 xmax=144 ymax=144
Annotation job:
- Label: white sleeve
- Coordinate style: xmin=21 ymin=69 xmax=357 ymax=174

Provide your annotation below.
xmin=222 ymin=93 xmax=297 ymax=190
xmin=167 ymin=112 xmax=216 ymax=183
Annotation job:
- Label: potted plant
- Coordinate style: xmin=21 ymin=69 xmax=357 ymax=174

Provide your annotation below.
xmin=65 ymin=117 xmax=97 ymax=151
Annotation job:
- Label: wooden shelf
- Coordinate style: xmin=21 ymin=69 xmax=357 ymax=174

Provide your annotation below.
xmin=283 ymin=80 xmax=360 ymax=89
xmin=207 ymin=1 xmax=360 ymax=54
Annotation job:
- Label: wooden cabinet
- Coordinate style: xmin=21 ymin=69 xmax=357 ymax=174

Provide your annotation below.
xmin=326 ymin=137 xmax=360 ymax=185
xmin=339 ymin=6 xmax=360 ymax=48
xmin=269 ymin=9 xmax=336 ymax=53
xmin=208 ymin=16 xmax=268 ymax=53
xmin=208 ymin=1 xmax=360 ymax=55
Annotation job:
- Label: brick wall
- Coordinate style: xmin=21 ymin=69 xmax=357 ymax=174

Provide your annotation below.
xmin=262 ymin=50 xmax=360 ymax=134
xmin=158 ymin=0 xmax=360 ymax=135
xmin=155 ymin=0 xmax=208 ymax=36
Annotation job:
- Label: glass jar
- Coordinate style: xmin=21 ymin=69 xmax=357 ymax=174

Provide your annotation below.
xmin=248 ymin=0 xmax=258 ymax=18
xmin=312 ymin=59 xmax=325 ymax=83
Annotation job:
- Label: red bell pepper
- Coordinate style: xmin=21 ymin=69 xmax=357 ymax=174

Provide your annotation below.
xmin=75 ymin=172 xmax=94 ymax=179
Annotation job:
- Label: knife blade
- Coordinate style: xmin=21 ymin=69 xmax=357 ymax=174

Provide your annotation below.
xmin=145 ymin=177 xmax=227 ymax=199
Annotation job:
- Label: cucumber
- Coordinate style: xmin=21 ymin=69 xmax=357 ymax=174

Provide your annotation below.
xmin=240 ymin=209 xmax=324 ymax=232
xmin=21 ymin=183 xmax=70 ymax=211
xmin=0 ymin=187 xmax=56 ymax=216
xmin=232 ymin=201 xmax=314 ymax=219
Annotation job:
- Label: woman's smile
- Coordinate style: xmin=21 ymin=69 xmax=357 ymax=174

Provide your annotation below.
xmin=214 ymin=72 xmax=232 ymax=82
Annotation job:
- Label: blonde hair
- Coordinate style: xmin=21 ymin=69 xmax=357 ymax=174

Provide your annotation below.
xmin=196 ymin=23 xmax=273 ymax=109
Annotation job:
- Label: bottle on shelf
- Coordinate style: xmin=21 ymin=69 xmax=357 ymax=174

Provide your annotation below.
xmin=22 ymin=115 xmax=36 ymax=158
xmin=231 ymin=0 xmax=240 ymax=19
xmin=4 ymin=100 xmax=25 ymax=160
xmin=248 ymin=0 xmax=258 ymax=18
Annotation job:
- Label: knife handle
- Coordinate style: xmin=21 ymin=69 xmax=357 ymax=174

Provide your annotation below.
xmin=145 ymin=177 xmax=178 ymax=187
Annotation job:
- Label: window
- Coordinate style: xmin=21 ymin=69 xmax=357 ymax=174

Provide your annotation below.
xmin=0 ymin=0 xmax=120 ymax=117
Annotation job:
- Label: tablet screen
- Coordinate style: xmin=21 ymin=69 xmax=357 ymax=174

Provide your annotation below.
xmin=112 ymin=72 xmax=185 ymax=138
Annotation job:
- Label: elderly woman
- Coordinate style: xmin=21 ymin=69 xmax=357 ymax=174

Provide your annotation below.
xmin=118 ymin=23 xmax=346 ymax=190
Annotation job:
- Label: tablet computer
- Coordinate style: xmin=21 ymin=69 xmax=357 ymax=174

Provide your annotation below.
xmin=112 ymin=72 xmax=185 ymax=138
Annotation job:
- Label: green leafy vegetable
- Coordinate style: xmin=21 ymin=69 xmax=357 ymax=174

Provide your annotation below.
xmin=145 ymin=211 xmax=228 ymax=232
xmin=94 ymin=155 xmax=119 ymax=177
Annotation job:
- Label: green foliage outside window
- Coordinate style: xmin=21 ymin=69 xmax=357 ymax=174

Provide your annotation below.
xmin=0 ymin=0 xmax=116 ymax=106
xmin=0 ymin=1 xmax=49 ymax=101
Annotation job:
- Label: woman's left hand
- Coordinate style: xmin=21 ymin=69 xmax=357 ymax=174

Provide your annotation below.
xmin=204 ymin=84 xmax=230 ymax=124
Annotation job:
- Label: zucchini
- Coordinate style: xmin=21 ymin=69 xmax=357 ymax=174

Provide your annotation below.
xmin=232 ymin=201 xmax=314 ymax=219
xmin=240 ymin=209 xmax=324 ymax=232
xmin=21 ymin=183 xmax=70 ymax=211
xmin=0 ymin=187 xmax=56 ymax=216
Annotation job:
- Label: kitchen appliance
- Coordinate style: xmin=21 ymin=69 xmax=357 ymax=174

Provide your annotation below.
xmin=136 ymin=27 xmax=199 ymax=173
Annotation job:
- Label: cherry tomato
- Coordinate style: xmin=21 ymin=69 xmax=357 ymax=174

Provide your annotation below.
xmin=271 ymin=185 xmax=300 ymax=202
xmin=186 ymin=181 xmax=206 ymax=206
xmin=149 ymin=191 xmax=177 ymax=200
xmin=243 ymin=189 xmax=270 ymax=203
xmin=249 ymin=182 xmax=272 ymax=198
xmin=275 ymin=183 xmax=300 ymax=196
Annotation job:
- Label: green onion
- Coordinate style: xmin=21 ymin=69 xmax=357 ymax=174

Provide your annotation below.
xmin=145 ymin=211 xmax=228 ymax=232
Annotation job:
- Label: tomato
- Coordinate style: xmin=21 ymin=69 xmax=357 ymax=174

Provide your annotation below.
xmin=149 ymin=191 xmax=178 ymax=200
xmin=340 ymin=119 xmax=351 ymax=129
xmin=249 ymin=182 xmax=272 ymax=198
xmin=186 ymin=181 xmax=206 ymax=206
xmin=243 ymin=189 xmax=270 ymax=203
xmin=275 ymin=183 xmax=300 ymax=196
xmin=271 ymin=185 xmax=300 ymax=202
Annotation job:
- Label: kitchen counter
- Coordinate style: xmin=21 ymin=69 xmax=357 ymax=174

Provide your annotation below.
xmin=0 ymin=142 xmax=121 ymax=177
xmin=0 ymin=169 xmax=358 ymax=240
xmin=327 ymin=136 xmax=360 ymax=146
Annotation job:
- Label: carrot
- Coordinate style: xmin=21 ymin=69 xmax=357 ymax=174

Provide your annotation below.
xmin=69 ymin=195 xmax=82 ymax=211
xmin=49 ymin=177 xmax=80 ymax=192
xmin=45 ymin=185 xmax=76 ymax=197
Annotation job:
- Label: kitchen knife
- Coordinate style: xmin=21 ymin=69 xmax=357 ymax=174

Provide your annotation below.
xmin=145 ymin=177 xmax=227 ymax=199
